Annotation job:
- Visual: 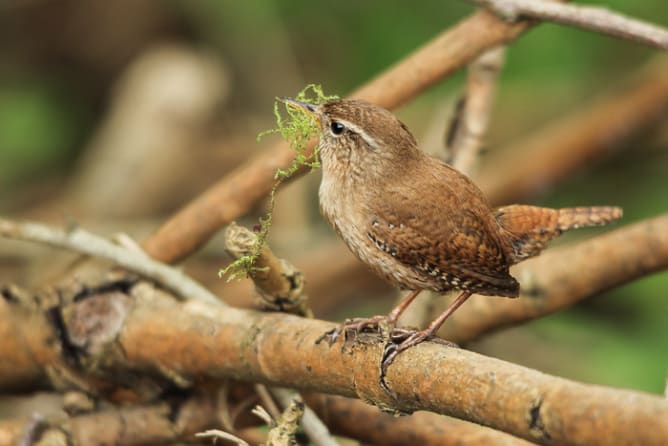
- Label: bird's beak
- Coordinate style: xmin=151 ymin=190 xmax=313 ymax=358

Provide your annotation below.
xmin=281 ymin=98 xmax=319 ymax=119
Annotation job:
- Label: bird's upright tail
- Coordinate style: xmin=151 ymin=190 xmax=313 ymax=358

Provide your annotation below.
xmin=494 ymin=205 xmax=622 ymax=264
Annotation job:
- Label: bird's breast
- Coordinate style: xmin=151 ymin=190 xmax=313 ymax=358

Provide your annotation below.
xmin=318 ymin=174 xmax=435 ymax=291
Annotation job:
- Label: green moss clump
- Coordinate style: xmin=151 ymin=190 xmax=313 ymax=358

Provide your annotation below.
xmin=220 ymin=84 xmax=338 ymax=281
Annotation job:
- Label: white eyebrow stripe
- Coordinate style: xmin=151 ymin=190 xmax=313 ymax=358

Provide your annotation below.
xmin=337 ymin=119 xmax=380 ymax=150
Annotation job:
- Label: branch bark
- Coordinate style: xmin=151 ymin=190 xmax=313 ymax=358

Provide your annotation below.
xmin=1 ymin=286 xmax=666 ymax=446
xmin=306 ymin=394 xmax=537 ymax=446
xmin=448 ymin=46 xmax=506 ymax=175
xmin=470 ymin=0 xmax=668 ymax=50
xmin=0 ymin=395 xmax=218 ymax=446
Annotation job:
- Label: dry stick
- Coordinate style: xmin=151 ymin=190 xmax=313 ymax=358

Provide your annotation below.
xmin=142 ymin=9 xmax=536 ymax=264
xmin=469 ymin=0 xmax=668 ymax=50
xmin=480 ymin=55 xmax=668 ymax=205
xmin=305 ymin=394 xmax=537 ymax=446
xmin=0 ymin=218 xmax=222 ymax=307
xmin=441 ymin=213 xmax=668 ymax=343
xmin=196 ymin=430 xmax=250 ymax=446
xmin=224 ymin=223 xmax=310 ymax=317
xmin=271 ymin=388 xmax=339 ymax=446
xmin=0 ymin=396 xmax=219 ymax=446
xmin=448 ymin=46 xmax=506 ymax=176
xmin=0 ymin=397 xmax=535 ymax=446
xmin=264 ymin=397 xmax=305 ymax=446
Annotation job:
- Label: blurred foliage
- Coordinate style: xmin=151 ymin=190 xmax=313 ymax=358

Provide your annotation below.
xmin=0 ymin=78 xmax=86 ymax=191
xmin=0 ymin=0 xmax=666 ymax=394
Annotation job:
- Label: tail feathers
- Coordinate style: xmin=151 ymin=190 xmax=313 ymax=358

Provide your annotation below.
xmin=495 ymin=205 xmax=622 ymax=264
xmin=556 ymin=206 xmax=623 ymax=231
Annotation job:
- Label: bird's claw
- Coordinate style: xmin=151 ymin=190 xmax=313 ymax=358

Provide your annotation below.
xmin=314 ymin=327 xmax=341 ymax=346
xmin=315 ymin=315 xmax=390 ymax=347
xmin=380 ymin=328 xmax=460 ymax=394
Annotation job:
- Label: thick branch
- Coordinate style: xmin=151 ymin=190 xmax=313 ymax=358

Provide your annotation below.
xmin=1 ymin=288 xmax=666 ymax=446
xmin=470 ymin=0 xmax=668 ymax=50
xmin=306 ymin=394 xmax=536 ymax=446
xmin=142 ymin=9 xmax=539 ymax=264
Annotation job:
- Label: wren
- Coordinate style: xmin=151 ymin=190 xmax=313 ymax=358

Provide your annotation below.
xmin=285 ymin=98 xmax=622 ymax=386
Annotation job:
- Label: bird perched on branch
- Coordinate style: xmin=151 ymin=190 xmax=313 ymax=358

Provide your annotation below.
xmin=285 ymin=98 xmax=622 ymax=389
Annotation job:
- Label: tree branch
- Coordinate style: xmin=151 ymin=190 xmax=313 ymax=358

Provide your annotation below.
xmin=224 ymin=222 xmax=310 ymax=317
xmin=0 ymin=218 xmax=222 ymax=307
xmin=1 ymin=286 xmax=666 ymax=446
xmin=305 ymin=394 xmax=537 ymax=446
xmin=0 ymin=395 xmax=219 ymax=446
xmin=448 ymin=46 xmax=506 ymax=175
xmin=469 ymin=0 xmax=668 ymax=50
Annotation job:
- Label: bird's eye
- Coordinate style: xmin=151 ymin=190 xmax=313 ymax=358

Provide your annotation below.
xmin=330 ymin=121 xmax=345 ymax=136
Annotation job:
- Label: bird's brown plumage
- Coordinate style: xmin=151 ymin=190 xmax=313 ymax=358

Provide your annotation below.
xmin=366 ymin=157 xmax=519 ymax=297
xmin=307 ymin=98 xmax=622 ymax=300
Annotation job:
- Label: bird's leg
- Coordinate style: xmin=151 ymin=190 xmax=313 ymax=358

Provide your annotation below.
xmin=316 ymin=290 xmax=423 ymax=346
xmin=380 ymin=291 xmax=472 ymax=392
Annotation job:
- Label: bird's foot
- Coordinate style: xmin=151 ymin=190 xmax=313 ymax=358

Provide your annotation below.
xmin=315 ymin=315 xmax=391 ymax=347
xmin=379 ymin=328 xmax=459 ymax=394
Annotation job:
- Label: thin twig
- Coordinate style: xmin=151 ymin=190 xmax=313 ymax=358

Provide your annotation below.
xmin=196 ymin=430 xmax=250 ymax=446
xmin=255 ymin=384 xmax=282 ymax=421
xmin=252 ymin=405 xmax=275 ymax=426
xmin=271 ymin=388 xmax=339 ymax=446
xmin=0 ymin=218 xmax=223 ymax=307
xmin=470 ymin=0 xmax=668 ymax=50
xmin=265 ymin=397 xmax=305 ymax=446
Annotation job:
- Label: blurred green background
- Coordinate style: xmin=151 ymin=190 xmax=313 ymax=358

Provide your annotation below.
xmin=0 ymin=0 xmax=666 ymax=395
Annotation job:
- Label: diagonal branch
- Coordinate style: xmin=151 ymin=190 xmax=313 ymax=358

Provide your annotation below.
xmin=0 ymin=218 xmax=222 ymax=307
xmin=469 ymin=0 xmax=668 ymax=50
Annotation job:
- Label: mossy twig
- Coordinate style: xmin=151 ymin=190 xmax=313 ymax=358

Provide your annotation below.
xmin=220 ymin=85 xmax=337 ymax=281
